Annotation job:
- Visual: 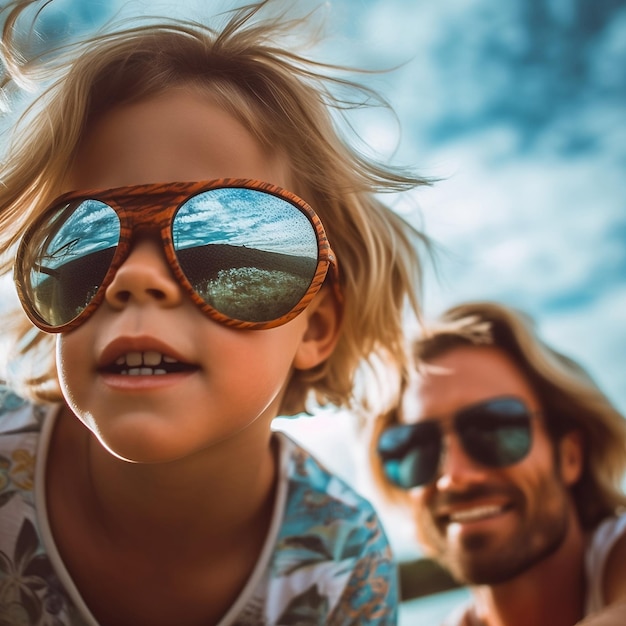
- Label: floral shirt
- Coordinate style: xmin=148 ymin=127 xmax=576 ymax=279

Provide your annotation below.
xmin=0 ymin=387 xmax=398 ymax=625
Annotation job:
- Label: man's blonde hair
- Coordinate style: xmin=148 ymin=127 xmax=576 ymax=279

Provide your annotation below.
xmin=0 ymin=0 xmax=430 ymax=414
xmin=371 ymin=301 xmax=626 ymax=529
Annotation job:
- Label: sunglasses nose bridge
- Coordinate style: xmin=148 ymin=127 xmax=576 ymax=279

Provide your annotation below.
xmin=119 ymin=200 xmax=179 ymax=260
xmin=121 ymin=198 xmax=177 ymax=230
xmin=109 ymin=198 xmax=180 ymax=276
xmin=435 ymin=422 xmax=492 ymax=490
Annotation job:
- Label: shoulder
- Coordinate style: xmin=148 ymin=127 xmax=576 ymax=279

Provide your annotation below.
xmin=601 ymin=514 xmax=626 ymax=605
xmin=0 ymin=385 xmax=47 ymax=436
xmin=0 ymin=386 xmax=47 ymax=497
xmin=588 ymin=514 xmax=626 ymax=573
xmin=0 ymin=388 xmax=79 ymax=625
xmin=0 ymin=383 xmax=48 ymax=514
xmin=277 ymin=430 xmax=383 ymax=532
xmin=442 ymin=601 xmax=475 ymax=626
xmin=0 ymin=384 xmax=51 ymax=542
xmin=269 ymin=432 xmax=398 ymax=624
xmin=585 ymin=513 xmax=626 ymax=614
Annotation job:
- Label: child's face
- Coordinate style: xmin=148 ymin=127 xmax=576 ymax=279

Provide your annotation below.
xmin=55 ymin=89 xmax=335 ymax=463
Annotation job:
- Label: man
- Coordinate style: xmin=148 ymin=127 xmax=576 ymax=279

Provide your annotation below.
xmin=374 ymin=301 xmax=626 ymax=625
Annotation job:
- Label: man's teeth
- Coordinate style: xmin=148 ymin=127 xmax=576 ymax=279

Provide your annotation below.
xmin=114 ymin=351 xmax=178 ymax=375
xmin=449 ymin=505 xmax=505 ymax=523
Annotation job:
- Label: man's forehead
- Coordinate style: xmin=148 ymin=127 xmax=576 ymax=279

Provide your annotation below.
xmin=401 ymin=345 xmax=539 ymax=423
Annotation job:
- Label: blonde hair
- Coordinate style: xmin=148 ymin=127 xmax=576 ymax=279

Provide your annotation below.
xmin=371 ymin=301 xmax=626 ymax=530
xmin=0 ymin=0 xmax=430 ymax=413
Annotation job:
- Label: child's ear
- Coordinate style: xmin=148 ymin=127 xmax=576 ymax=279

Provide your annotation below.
xmin=293 ymin=286 xmax=342 ymax=370
xmin=558 ymin=429 xmax=584 ymax=486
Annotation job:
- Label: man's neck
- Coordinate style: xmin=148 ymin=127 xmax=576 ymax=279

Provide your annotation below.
xmin=470 ymin=514 xmax=587 ymax=626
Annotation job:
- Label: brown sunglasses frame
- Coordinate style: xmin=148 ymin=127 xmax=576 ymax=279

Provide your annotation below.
xmin=15 ymin=178 xmax=340 ymax=333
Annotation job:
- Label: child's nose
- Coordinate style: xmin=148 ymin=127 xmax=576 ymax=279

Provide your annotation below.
xmin=104 ymin=238 xmax=183 ymax=309
xmin=434 ymin=432 xmax=490 ymax=492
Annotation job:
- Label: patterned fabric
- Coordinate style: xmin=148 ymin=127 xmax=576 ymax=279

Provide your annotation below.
xmin=0 ymin=387 xmax=398 ymax=625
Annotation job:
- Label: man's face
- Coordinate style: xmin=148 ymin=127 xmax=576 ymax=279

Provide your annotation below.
xmin=403 ymin=345 xmax=582 ymax=584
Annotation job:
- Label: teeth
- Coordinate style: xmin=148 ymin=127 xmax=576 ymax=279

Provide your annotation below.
xmin=126 ymin=351 xmax=143 ymax=367
xmin=126 ymin=367 xmax=167 ymax=376
xmin=144 ymin=351 xmax=162 ymax=366
xmin=112 ymin=351 xmax=179 ymax=375
xmin=449 ymin=505 xmax=504 ymax=523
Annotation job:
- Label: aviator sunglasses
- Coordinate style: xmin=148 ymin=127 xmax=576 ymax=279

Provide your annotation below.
xmin=15 ymin=178 xmax=339 ymax=333
xmin=377 ymin=396 xmax=535 ymax=489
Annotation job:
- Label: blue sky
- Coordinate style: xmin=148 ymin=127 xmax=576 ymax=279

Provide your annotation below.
xmin=338 ymin=0 xmax=626 ymax=410
xmin=5 ymin=0 xmax=625 ymax=573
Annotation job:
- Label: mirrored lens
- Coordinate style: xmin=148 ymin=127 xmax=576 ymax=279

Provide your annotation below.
xmin=173 ymin=187 xmax=319 ymax=322
xmin=20 ymin=200 xmax=120 ymax=326
xmin=457 ymin=397 xmax=532 ymax=467
xmin=378 ymin=422 xmax=441 ymax=489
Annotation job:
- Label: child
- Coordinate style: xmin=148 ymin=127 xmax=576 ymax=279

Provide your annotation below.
xmin=0 ymin=1 xmax=429 ymax=624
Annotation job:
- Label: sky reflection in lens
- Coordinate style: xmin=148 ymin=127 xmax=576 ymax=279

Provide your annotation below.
xmin=174 ymin=188 xmax=317 ymax=259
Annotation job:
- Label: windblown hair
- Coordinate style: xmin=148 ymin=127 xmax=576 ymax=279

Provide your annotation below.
xmin=371 ymin=301 xmax=626 ymax=530
xmin=0 ymin=0 xmax=430 ymax=413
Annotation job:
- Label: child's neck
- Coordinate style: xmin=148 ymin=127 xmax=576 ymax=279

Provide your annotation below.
xmin=47 ymin=403 xmax=279 ymax=548
xmin=45 ymin=404 xmax=280 ymax=625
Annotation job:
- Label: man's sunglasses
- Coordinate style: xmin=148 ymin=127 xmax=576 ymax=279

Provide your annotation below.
xmin=15 ymin=179 xmax=340 ymax=333
xmin=377 ymin=396 xmax=534 ymax=489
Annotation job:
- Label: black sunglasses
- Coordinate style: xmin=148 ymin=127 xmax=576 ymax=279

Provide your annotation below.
xmin=377 ymin=396 xmax=535 ymax=489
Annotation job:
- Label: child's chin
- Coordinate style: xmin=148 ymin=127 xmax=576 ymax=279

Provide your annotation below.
xmin=94 ymin=425 xmax=200 ymax=465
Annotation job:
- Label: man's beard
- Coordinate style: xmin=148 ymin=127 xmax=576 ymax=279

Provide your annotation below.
xmin=415 ymin=472 xmax=571 ymax=585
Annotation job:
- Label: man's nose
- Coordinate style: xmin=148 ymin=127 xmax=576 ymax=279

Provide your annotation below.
xmin=104 ymin=238 xmax=183 ymax=310
xmin=434 ymin=431 xmax=491 ymax=492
